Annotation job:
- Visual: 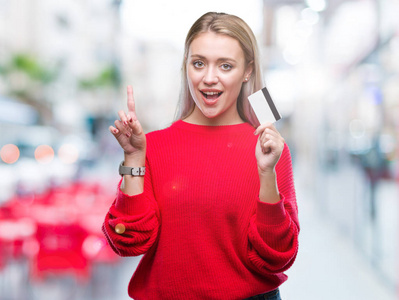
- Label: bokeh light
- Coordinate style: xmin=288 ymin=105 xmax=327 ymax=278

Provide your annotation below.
xmin=58 ymin=144 xmax=79 ymax=164
xmin=301 ymin=8 xmax=319 ymax=25
xmin=0 ymin=144 xmax=20 ymax=164
xmin=34 ymin=145 xmax=54 ymax=164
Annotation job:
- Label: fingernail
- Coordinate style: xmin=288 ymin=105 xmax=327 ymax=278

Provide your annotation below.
xmin=129 ymin=118 xmax=133 ymax=123
xmin=126 ymin=132 xmax=131 ymax=137
xmin=124 ymin=121 xmax=128 ymax=126
xmin=113 ymin=129 xmax=118 ymax=134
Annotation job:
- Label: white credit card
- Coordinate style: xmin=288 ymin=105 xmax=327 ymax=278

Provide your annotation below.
xmin=248 ymin=87 xmax=281 ymax=124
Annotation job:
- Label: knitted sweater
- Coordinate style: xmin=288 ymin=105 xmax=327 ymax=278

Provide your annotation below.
xmin=103 ymin=120 xmax=299 ymax=300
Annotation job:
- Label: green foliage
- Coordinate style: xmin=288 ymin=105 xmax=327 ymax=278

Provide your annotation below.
xmin=7 ymin=54 xmax=57 ymax=83
xmin=79 ymin=64 xmax=120 ymax=89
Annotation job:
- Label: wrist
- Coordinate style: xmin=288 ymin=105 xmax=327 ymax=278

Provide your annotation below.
xmin=258 ymin=167 xmax=276 ymax=178
xmin=124 ymin=151 xmax=146 ymax=166
xmin=258 ymin=170 xmax=280 ymax=204
xmin=258 ymin=171 xmax=277 ymax=190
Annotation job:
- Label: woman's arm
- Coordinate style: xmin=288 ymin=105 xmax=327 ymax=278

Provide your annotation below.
xmin=247 ymin=127 xmax=300 ymax=274
xmin=103 ymin=86 xmax=160 ymax=256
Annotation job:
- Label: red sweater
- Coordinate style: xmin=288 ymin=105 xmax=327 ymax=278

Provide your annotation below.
xmin=103 ymin=120 xmax=299 ymax=300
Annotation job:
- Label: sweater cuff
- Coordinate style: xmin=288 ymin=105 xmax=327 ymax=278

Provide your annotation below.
xmin=115 ymin=179 xmax=150 ymax=215
xmin=256 ymin=194 xmax=286 ymax=225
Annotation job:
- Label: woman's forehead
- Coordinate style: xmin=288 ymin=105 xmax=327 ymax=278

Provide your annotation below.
xmin=188 ymin=32 xmax=245 ymax=61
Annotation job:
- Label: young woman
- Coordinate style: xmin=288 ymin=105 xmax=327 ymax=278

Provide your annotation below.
xmin=104 ymin=12 xmax=299 ymax=300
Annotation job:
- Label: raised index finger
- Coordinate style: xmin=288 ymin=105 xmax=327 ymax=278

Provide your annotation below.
xmin=127 ymin=85 xmax=135 ymax=115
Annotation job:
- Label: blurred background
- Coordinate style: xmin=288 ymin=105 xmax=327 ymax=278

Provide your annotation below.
xmin=0 ymin=0 xmax=398 ymax=299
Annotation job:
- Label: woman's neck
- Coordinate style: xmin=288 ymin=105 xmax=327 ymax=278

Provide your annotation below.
xmin=183 ymin=107 xmax=244 ymax=126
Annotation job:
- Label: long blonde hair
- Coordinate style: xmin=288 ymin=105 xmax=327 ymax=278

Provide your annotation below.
xmin=174 ymin=12 xmax=263 ymax=127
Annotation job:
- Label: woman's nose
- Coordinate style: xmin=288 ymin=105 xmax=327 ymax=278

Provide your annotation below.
xmin=203 ymin=67 xmax=218 ymax=85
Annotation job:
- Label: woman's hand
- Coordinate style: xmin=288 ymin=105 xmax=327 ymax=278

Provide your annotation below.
xmin=109 ymin=85 xmax=146 ymax=161
xmin=254 ymin=122 xmax=285 ymax=175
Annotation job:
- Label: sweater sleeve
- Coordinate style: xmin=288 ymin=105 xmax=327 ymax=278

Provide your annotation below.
xmin=247 ymin=144 xmax=299 ymax=275
xmin=102 ymin=159 xmax=160 ymax=257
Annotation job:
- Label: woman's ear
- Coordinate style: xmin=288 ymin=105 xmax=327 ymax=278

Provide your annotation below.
xmin=243 ymin=60 xmax=254 ymax=82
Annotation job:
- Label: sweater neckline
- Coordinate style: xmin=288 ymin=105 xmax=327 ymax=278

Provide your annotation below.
xmin=172 ymin=120 xmax=254 ymax=134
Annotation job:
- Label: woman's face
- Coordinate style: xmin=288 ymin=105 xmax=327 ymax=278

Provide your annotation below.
xmin=186 ymin=31 xmax=252 ymax=125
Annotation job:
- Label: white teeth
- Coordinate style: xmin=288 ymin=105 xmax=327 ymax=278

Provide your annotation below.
xmin=203 ymin=92 xmax=220 ymax=95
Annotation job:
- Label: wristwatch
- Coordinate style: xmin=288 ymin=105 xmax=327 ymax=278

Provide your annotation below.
xmin=119 ymin=161 xmax=145 ymax=176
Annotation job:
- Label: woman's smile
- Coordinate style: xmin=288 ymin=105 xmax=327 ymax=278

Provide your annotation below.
xmin=200 ymin=89 xmax=223 ymax=104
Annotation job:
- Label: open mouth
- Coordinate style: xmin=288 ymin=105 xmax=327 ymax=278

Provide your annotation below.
xmin=200 ymin=91 xmax=223 ymax=101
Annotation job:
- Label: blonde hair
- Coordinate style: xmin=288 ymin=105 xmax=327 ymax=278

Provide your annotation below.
xmin=174 ymin=12 xmax=263 ymax=127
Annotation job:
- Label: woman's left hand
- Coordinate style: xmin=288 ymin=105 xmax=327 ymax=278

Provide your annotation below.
xmin=254 ymin=122 xmax=285 ymax=174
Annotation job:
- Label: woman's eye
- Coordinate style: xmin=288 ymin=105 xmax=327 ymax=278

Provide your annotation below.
xmin=193 ymin=61 xmax=205 ymax=68
xmin=221 ymin=64 xmax=232 ymax=71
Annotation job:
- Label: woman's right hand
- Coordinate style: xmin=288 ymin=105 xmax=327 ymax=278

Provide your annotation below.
xmin=109 ymin=85 xmax=146 ymax=161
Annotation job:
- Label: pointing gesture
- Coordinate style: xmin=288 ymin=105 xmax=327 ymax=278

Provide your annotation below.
xmin=109 ymin=85 xmax=146 ymax=159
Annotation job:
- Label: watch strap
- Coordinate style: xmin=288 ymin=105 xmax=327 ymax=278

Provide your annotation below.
xmin=119 ymin=161 xmax=145 ymax=176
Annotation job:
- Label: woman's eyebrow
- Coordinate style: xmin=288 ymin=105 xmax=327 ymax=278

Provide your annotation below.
xmin=189 ymin=54 xmax=237 ymax=63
